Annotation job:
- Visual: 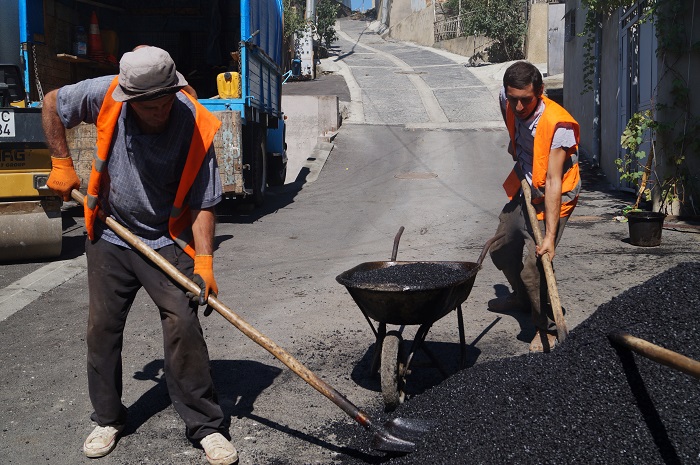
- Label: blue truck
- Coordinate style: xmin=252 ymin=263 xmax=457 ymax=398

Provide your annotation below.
xmin=0 ymin=0 xmax=287 ymax=260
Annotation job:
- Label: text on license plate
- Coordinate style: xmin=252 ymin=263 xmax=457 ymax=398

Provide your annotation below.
xmin=1 ymin=110 xmax=16 ymax=137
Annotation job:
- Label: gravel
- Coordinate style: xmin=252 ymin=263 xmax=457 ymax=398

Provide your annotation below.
xmin=333 ymin=262 xmax=700 ymax=464
xmin=341 ymin=263 xmax=475 ymax=290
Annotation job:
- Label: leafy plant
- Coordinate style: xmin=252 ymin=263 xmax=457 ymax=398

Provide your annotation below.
xmin=582 ymin=0 xmax=698 ymax=215
xmin=283 ymin=0 xmax=307 ymax=40
xmin=441 ymin=0 xmax=526 ymax=62
xmin=617 ymin=109 xmax=658 ymax=210
xmin=283 ymin=0 xmax=307 ymax=58
xmin=316 ymin=0 xmax=340 ymax=49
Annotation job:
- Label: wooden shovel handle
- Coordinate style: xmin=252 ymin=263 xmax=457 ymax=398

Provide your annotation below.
xmin=519 ymin=179 xmax=569 ymax=342
xmin=609 ymin=332 xmax=700 ymax=379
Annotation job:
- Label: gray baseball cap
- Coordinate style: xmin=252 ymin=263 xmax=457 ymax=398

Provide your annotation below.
xmin=112 ymin=46 xmax=188 ymax=102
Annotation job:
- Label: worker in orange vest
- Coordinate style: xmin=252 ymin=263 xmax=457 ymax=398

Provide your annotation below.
xmin=42 ymin=46 xmax=238 ymax=465
xmin=488 ymin=61 xmax=581 ymax=353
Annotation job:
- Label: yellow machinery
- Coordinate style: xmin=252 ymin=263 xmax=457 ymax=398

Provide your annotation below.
xmin=0 ymin=64 xmax=63 ymax=261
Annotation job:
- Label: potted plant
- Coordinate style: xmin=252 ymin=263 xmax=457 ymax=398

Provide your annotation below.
xmin=616 ymin=109 xmax=666 ymax=246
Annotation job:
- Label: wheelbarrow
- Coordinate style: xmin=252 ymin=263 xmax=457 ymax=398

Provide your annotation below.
xmin=336 ymin=227 xmax=500 ymax=410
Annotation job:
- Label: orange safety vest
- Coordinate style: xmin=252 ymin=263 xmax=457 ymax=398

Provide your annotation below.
xmin=84 ymin=77 xmax=221 ymax=258
xmin=502 ymin=95 xmax=581 ymax=219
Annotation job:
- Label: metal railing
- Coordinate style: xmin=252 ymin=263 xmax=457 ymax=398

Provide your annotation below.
xmin=434 ymin=16 xmax=462 ymax=42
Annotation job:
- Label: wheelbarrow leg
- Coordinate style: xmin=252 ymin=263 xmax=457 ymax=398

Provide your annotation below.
xmin=404 ymin=323 xmax=451 ymax=379
xmin=457 ymin=305 xmax=467 ymax=370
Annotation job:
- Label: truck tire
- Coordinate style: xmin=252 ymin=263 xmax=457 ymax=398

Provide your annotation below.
xmin=267 ymin=153 xmax=287 ymax=186
xmin=244 ymin=124 xmax=267 ymax=207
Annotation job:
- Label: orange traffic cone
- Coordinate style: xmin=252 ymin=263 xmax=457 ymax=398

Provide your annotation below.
xmin=87 ymin=11 xmax=105 ymax=62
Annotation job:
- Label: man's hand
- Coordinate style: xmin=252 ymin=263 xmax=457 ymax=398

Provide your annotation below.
xmin=189 ymin=254 xmax=218 ymax=316
xmin=536 ymin=234 xmax=556 ymax=261
xmin=47 ymin=156 xmax=81 ymax=201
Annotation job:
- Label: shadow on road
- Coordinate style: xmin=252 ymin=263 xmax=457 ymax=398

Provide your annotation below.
xmin=216 ymin=167 xmax=311 ymax=227
xmin=124 ymin=359 xmax=282 ymax=437
xmin=124 ymin=357 xmax=382 ymax=461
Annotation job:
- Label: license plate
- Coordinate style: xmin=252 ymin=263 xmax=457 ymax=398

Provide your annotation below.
xmin=0 ymin=109 xmax=16 ymax=137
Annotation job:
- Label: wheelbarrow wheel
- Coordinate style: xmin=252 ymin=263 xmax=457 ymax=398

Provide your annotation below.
xmin=380 ymin=330 xmax=405 ymax=411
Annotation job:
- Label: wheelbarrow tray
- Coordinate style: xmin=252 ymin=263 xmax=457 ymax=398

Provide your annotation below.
xmin=336 ymin=261 xmax=480 ymax=326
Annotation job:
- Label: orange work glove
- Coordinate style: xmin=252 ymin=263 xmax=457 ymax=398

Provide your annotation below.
xmin=47 ymin=156 xmax=81 ymax=201
xmin=189 ymin=254 xmax=218 ymax=316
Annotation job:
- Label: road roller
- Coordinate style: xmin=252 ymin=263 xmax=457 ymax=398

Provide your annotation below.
xmin=0 ymin=64 xmax=63 ymax=262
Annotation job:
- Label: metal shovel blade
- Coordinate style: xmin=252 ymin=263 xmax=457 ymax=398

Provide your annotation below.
xmin=371 ymin=418 xmax=433 ymax=453
xmin=384 ymin=417 xmax=433 ymax=441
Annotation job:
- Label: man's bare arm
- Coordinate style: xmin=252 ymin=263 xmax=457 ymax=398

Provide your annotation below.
xmin=41 ymin=90 xmax=71 ymax=158
xmin=191 ymin=208 xmax=216 ymax=255
xmin=537 ymin=147 xmax=567 ymax=260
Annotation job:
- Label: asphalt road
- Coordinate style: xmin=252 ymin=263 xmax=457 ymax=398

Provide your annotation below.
xmin=2 ymin=16 xmax=700 ymax=465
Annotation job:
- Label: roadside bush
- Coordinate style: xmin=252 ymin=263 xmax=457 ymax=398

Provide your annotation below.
xmin=443 ymin=0 xmax=526 ymax=62
xmin=316 ymin=0 xmax=340 ymax=49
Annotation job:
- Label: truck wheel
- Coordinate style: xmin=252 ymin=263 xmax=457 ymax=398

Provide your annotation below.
xmin=267 ymin=153 xmax=287 ymax=186
xmin=245 ymin=125 xmax=267 ymax=207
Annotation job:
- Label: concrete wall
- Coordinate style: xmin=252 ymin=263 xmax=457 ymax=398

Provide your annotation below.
xmin=433 ymin=35 xmax=491 ymax=58
xmin=564 ymin=1 xmax=619 ymax=185
xmin=385 ymin=1 xmax=435 ymax=46
xmin=281 ymin=95 xmax=340 ymax=183
xmin=389 ymin=0 xmax=418 ymax=26
xmin=526 ymin=3 xmax=548 ymax=64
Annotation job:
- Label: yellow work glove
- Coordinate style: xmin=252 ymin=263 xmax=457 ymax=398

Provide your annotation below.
xmin=47 ymin=156 xmax=81 ymax=201
xmin=189 ymin=254 xmax=218 ymax=316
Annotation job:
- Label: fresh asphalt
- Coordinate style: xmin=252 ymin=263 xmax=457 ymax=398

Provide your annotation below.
xmin=1 ymin=15 xmax=700 ymax=465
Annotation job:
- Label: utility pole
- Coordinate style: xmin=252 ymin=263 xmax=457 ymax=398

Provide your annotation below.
xmin=299 ymin=0 xmax=316 ymax=78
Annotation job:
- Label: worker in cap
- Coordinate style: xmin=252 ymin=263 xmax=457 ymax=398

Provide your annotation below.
xmin=42 ymin=45 xmax=238 ymax=465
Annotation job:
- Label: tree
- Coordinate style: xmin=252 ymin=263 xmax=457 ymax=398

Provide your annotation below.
xmin=460 ymin=0 xmax=526 ymax=62
xmin=316 ymin=0 xmax=339 ymax=49
xmin=282 ymin=0 xmax=307 ymax=69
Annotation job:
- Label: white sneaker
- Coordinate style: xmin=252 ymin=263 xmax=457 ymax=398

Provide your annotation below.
xmin=201 ymin=433 xmax=238 ymax=465
xmin=83 ymin=424 xmax=125 ymax=458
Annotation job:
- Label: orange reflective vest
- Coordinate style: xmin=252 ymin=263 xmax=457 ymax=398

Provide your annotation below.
xmin=502 ymin=95 xmax=581 ymax=219
xmin=84 ymin=77 xmax=221 ymax=258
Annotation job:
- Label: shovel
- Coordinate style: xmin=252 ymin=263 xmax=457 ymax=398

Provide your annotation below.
xmin=71 ymin=190 xmax=425 ymax=453
xmin=519 ymin=179 xmax=569 ymax=343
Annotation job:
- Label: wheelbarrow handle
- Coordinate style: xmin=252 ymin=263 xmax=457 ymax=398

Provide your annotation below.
xmin=477 ymin=233 xmax=505 ymax=268
xmin=391 ymin=226 xmax=405 ymax=261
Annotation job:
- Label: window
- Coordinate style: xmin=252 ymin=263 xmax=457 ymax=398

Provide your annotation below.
xmin=565 ymin=8 xmax=576 ymax=42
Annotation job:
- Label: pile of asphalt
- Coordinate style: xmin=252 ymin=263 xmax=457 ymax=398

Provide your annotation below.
xmin=345 ymin=263 xmax=473 ymax=289
xmin=334 ymin=262 xmax=700 ymax=464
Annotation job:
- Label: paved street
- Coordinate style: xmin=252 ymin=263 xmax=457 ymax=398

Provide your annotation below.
xmin=1 ymin=16 xmax=700 ymax=465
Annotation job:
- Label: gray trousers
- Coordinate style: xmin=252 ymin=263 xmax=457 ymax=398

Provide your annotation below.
xmin=85 ymin=239 xmax=224 ymax=440
xmin=489 ymin=196 xmax=569 ymax=332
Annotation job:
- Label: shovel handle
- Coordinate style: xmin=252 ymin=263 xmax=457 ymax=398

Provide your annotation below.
xmin=71 ymin=190 xmax=377 ymax=431
xmin=519 ymin=179 xmax=569 ymax=342
xmin=609 ymin=332 xmax=700 ymax=379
